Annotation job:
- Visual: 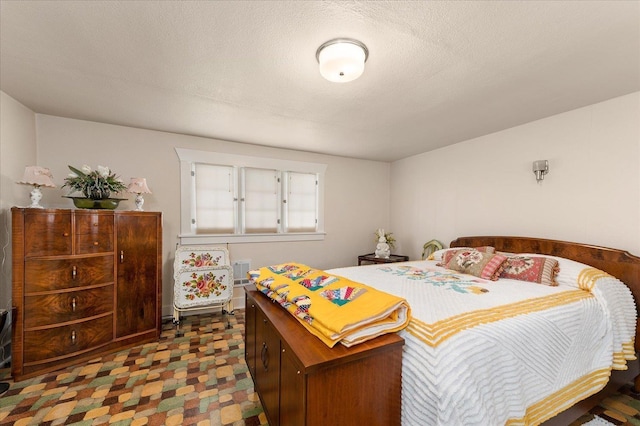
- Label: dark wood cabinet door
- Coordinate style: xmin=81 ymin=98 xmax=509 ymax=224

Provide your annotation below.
xmin=255 ymin=308 xmax=281 ymax=426
xmin=245 ymin=294 xmax=257 ymax=378
xmin=279 ymin=344 xmax=305 ymax=426
xmin=115 ymin=213 xmax=161 ymax=338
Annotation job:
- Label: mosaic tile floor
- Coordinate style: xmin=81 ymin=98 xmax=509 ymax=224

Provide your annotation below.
xmin=1 ymin=308 xmax=639 ymax=426
xmin=571 ymin=384 xmax=640 ymax=426
xmin=0 ymin=310 xmax=267 ymax=426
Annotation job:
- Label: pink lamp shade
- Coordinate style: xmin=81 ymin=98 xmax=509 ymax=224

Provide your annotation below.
xmin=127 ymin=178 xmax=151 ymax=211
xmin=127 ymin=178 xmax=151 ymax=194
xmin=18 ymin=166 xmax=56 ymax=188
xmin=18 ymin=166 xmax=55 ymax=208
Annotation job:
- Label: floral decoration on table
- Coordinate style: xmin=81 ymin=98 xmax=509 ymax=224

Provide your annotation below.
xmin=62 ymin=165 xmax=127 ymax=199
xmin=374 ymin=229 xmax=396 ymax=249
xmin=182 ymin=271 xmax=228 ymax=300
xmin=180 ymin=252 xmax=223 ymax=268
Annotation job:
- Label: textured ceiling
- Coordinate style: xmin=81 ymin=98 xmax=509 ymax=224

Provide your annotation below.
xmin=1 ymin=1 xmax=639 ymax=162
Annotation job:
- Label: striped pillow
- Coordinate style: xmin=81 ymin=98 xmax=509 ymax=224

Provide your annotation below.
xmin=500 ymin=255 xmax=559 ymax=286
xmin=444 ymin=250 xmax=507 ymax=281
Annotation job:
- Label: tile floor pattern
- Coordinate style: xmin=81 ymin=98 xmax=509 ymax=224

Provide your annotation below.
xmin=0 ymin=311 xmax=267 ymax=426
xmin=572 ymin=384 xmax=640 ymax=426
xmin=1 ymin=308 xmax=640 ymax=425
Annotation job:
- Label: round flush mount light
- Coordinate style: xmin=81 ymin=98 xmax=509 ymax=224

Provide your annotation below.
xmin=316 ymin=38 xmax=369 ymax=83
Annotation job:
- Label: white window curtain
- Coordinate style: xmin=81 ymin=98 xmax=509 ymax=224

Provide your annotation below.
xmin=177 ymin=148 xmax=326 ymax=244
xmin=194 ymin=164 xmax=235 ymax=234
xmin=285 ymin=172 xmax=318 ymax=232
xmin=242 ymin=168 xmax=279 ymax=233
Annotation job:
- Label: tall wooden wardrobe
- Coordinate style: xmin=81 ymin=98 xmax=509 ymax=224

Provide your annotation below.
xmin=11 ymin=207 xmax=162 ymax=381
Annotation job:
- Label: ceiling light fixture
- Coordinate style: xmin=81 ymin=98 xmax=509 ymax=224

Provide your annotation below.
xmin=316 ymin=38 xmax=369 ymax=83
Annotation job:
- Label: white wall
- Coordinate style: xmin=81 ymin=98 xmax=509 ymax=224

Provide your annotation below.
xmin=35 ymin=115 xmax=390 ymax=315
xmin=7 ymin=90 xmax=639 ymax=318
xmin=0 ymin=91 xmax=37 ymax=363
xmin=390 ymin=92 xmax=640 ymax=260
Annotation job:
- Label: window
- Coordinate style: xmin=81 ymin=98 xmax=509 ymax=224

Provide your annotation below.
xmin=177 ymin=148 xmax=326 ymax=244
xmin=284 ymin=172 xmax=318 ymax=232
xmin=242 ymin=168 xmax=279 ymax=234
xmin=195 ymin=164 xmax=235 ymax=234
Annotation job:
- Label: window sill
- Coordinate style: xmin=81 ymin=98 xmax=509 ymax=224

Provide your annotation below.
xmin=178 ymin=232 xmax=326 ymax=245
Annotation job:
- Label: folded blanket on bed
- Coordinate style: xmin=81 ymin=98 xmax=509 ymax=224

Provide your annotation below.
xmin=248 ymin=262 xmax=411 ymax=347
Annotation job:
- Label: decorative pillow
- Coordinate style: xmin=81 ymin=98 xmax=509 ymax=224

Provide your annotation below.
xmin=427 ymin=248 xmax=447 ymax=261
xmin=444 ymin=250 xmax=507 ymax=281
xmin=437 ymin=246 xmax=495 ymax=266
xmin=500 ymin=255 xmax=560 ymax=286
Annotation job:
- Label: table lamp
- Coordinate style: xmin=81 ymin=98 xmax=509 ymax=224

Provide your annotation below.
xmin=127 ymin=178 xmax=152 ymax=211
xmin=18 ymin=166 xmax=56 ymax=208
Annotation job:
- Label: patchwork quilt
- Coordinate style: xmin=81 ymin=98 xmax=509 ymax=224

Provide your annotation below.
xmin=248 ymin=262 xmax=411 ymax=347
xmin=328 ymin=257 xmax=636 ymax=426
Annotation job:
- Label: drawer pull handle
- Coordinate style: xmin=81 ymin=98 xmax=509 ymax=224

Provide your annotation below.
xmin=71 ymin=330 xmax=77 ymax=345
xmin=72 ymin=266 xmax=77 ymax=279
xmin=260 ymin=342 xmax=268 ymax=370
xmin=263 ymin=318 xmax=267 ymax=324
xmin=120 ymin=250 xmax=124 ymax=263
xmin=93 ymin=241 xmax=99 ymax=246
xmin=93 ymin=223 xmax=99 ymax=227
xmin=71 ymin=297 xmax=77 ymax=312
xmin=63 ymin=232 xmax=70 ymax=237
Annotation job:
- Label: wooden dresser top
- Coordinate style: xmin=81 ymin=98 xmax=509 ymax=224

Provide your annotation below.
xmin=246 ymin=287 xmax=404 ymax=374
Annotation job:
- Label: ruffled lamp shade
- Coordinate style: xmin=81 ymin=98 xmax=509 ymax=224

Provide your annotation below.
xmin=18 ymin=166 xmax=56 ymax=208
xmin=127 ymin=178 xmax=151 ymax=211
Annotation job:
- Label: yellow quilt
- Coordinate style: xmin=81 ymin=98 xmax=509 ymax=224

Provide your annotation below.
xmin=248 ymin=262 xmax=411 ymax=347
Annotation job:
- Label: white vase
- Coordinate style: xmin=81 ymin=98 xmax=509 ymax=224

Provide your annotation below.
xmin=375 ymin=242 xmax=390 ymax=259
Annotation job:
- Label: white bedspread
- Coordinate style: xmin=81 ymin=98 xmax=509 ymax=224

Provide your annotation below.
xmin=328 ymin=257 xmax=636 ymax=426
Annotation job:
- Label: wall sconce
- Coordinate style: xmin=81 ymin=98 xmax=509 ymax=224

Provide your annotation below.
xmin=532 ymin=160 xmax=549 ymax=183
xmin=18 ymin=166 xmax=56 ymax=208
xmin=316 ymin=38 xmax=369 ymax=83
xmin=127 ymin=178 xmax=152 ymax=211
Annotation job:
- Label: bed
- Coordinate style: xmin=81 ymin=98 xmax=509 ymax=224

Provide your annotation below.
xmin=320 ymin=236 xmax=640 ymax=425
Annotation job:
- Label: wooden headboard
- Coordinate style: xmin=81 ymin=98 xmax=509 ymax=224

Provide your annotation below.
xmin=450 ymin=236 xmax=640 ymax=350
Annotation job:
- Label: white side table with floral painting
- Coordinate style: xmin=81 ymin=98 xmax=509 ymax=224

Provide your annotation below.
xmin=173 ymin=246 xmax=234 ymax=326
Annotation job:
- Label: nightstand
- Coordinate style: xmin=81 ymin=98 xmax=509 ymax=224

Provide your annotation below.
xmin=358 ymin=253 xmax=409 ymax=265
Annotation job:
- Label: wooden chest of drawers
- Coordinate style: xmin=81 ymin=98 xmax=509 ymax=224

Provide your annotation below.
xmin=11 ymin=208 xmax=162 ymax=381
xmin=245 ymin=288 xmax=404 ymax=426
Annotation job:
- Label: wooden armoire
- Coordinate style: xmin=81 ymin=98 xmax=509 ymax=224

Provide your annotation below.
xmin=11 ymin=207 xmax=162 ymax=381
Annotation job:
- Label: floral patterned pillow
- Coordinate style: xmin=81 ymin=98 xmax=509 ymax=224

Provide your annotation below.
xmin=500 ymin=255 xmax=560 ymax=286
xmin=437 ymin=246 xmax=495 ymax=266
xmin=444 ymin=250 xmax=507 ymax=281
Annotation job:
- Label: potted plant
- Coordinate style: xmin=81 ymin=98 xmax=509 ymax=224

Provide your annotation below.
xmin=63 ymin=165 xmax=127 ymax=209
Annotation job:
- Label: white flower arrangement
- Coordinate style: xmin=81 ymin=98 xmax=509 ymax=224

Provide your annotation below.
xmin=374 ymin=229 xmax=396 ymax=249
xmin=62 ymin=164 xmax=127 ymax=199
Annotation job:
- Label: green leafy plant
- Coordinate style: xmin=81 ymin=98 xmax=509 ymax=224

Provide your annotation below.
xmin=62 ymin=165 xmax=127 ymax=199
xmin=374 ymin=229 xmax=396 ymax=249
